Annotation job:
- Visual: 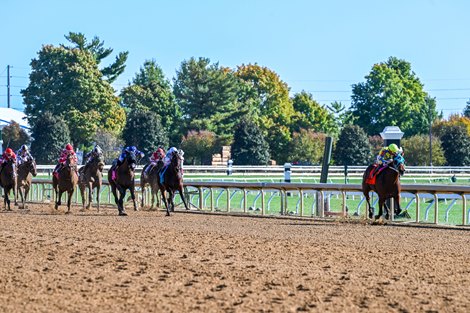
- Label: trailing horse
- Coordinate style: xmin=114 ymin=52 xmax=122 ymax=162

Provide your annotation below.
xmin=53 ymin=153 xmax=79 ymax=213
xmin=362 ymin=154 xmax=406 ymax=220
xmin=0 ymin=159 xmax=17 ymax=211
xmin=79 ymin=155 xmax=104 ymax=211
xmin=108 ymin=151 xmax=138 ymax=216
xmin=158 ymin=150 xmax=190 ymax=216
xmin=141 ymin=160 xmax=163 ymax=210
xmin=17 ymin=157 xmax=37 ymax=209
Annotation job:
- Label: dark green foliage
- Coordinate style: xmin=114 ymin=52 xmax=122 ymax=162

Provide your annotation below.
xmin=30 ymin=112 xmax=71 ymax=164
xmin=174 ymin=57 xmax=245 ymax=141
xmin=64 ymin=32 xmax=128 ymax=83
xmin=231 ymin=119 xmax=270 ymax=165
xmin=333 ymin=125 xmax=371 ymax=165
xmin=440 ymin=125 xmax=470 ymax=166
xmin=121 ymin=60 xmax=180 ymax=145
xmin=349 ymin=57 xmax=439 ymax=136
xmin=463 ymin=99 xmax=470 ymax=118
xmin=1 ymin=121 xmax=30 ymax=151
xmin=122 ymin=110 xmax=169 ymax=157
xmin=180 ymin=130 xmax=219 ymax=165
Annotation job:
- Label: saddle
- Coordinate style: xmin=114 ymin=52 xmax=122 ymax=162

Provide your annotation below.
xmin=365 ymin=164 xmax=387 ymax=185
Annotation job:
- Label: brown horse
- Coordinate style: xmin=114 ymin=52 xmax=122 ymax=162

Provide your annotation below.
xmin=362 ymin=154 xmax=406 ymax=220
xmin=141 ymin=160 xmax=163 ymax=210
xmin=158 ymin=150 xmax=189 ymax=216
xmin=79 ymin=154 xmax=104 ymax=211
xmin=17 ymin=157 xmax=37 ymax=209
xmin=0 ymin=158 xmax=17 ymax=211
xmin=108 ymin=151 xmax=138 ymax=216
xmin=53 ymin=154 xmax=79 ymax=213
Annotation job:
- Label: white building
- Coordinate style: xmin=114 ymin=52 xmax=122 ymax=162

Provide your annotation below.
xmin=0 ymin=107 xmax=30 ymax=154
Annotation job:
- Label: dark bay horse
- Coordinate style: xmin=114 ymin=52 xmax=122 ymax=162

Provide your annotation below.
xmin=53 ymin=154 xmax=79 ymax=213
xmin=108 ymin=151 xmax=138 ymax=216
xmin=79 ymin=155 xmax=104 ymax=211
xmin=17 ymin=158 xmax=37 ymax=209
xmin=141 ymin=160 xmax=163 ymax=210
xmin=0 ymin=159 xmax=17 ymax=211
xmin=362 ymin=154 xmax=406 ymax=220
xmin=158 ymin=150 xmax=189 ymax=216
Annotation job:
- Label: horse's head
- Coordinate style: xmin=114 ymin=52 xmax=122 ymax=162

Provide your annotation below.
xmin=125 ymin=150 xmax=137 ymax=170
xmin=170 ymin=150 xmax=184 ymax=173
xmin=392 ymin=153 xmax=406 ymax=176
xmin=26 ymin=157 xmax=38 ymax=177
xmin=65 ymin=153 xmax=77 ymax=169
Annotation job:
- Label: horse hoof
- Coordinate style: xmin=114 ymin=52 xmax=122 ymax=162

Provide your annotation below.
xmin=65 ymin=211 xmax=71 ymax=215
xmin=119 ymin=211 xmax=128 ymax=216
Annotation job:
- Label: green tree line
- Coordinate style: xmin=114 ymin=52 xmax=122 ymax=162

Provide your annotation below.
xmin=12 ymin=32 xmax=470 ymax=166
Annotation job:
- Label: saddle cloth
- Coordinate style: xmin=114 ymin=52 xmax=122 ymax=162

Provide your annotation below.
xmin=365 ymin=164 xmax=387 ymax=185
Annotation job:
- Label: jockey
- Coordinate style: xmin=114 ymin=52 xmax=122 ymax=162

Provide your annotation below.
xmin=0 ymin=148 xmax=17 ymax=171
xmin=16 ymin=145 xmax=32 ymax=165
xmin=376 ymin=143 xmax=403 ymax=167
xmin=82 ymin=144 xmax=104 ymax=175
xmin=143 ymin=147 xmax=165 ymax=178
xmin=111 ymin=146 xmax=144 ymax=180
xmin=163 ymin=147 xmax=179 ymax=167
xmin=53 ymin=144 xmax=78 ymax=179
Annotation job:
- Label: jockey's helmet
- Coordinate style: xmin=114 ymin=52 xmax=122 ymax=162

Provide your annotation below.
xmin=388 ymin=144 xmax=399 ymax=153
xmin=65 ymin=144 xmax=73 ymax=151
xmin=21 ymin=145 xmax=29 ymax=151
xmin=5 ymin=148 xmax=13 ymax=156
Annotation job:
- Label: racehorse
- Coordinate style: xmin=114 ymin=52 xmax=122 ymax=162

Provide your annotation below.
xmin=0 ymin=158 xmax=17 ymax=211
xmin=108 ymin=151 xmax=138 ymax=216
xmin=52 ymin=153 xmax=78 ymax=213
xmin=157 ymin=150 xmax=190 ymax=216
xmin=79 ymin=154 xmax=104 ymax=211
xmin=17 ymin=157 xmax=37 ymax=209
xmin=362 ymin=154 xmax=406 ymax=220
xmin=141 ymin=160 xmax=163 ymax=210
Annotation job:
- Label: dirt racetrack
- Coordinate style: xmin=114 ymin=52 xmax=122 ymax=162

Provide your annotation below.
xmin=1 ymin=203 xmax=469 ymax=313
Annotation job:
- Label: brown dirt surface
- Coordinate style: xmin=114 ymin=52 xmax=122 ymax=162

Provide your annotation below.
xmin=1 ymin=203 xmax=470 ymax=313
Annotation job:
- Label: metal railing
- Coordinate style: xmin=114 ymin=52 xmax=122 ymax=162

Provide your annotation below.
xmin=22 ymin=178 xmax=470 ymax=226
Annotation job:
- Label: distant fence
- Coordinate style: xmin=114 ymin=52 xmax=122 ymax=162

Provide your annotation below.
xmin=24 ymin=178 xmax=470 ymax=227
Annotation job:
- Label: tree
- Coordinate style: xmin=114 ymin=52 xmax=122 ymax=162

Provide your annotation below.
xmin=333 ymin=125 xmax=371 ymax=165
xmin=463 ymin=99 xmax=470 ymax=118
xmin=174 ymin=57 xmax=245 ymax=141
xmin=440 ymin=125 xmax=470 ymax=166
xmin=432 ymin=114 xmax=470 ymax=138
xmin=64 ymin=32 xmax=128 ymax=83
xmin=94 ymin=129 xmax=124 ymax=164
xmin=327 ymin=101 xmax=349 ymax=130
xmin=287 ymin=130 xmax=326 ymax=165
xmin=291 ymin=91 xmax=338 ymax=135
xmin=231 ymin=119 xmax=270 ymax=165
xmin=120 ymin=60 xmax=179 ymax=134
xmin=401 ymin=135 xmax=446 ymax=166
xmin=180 ymin=130 xmax=219 ymax=165
xmin=349 ymin=57 xmax=439 ymax=136
xmin=122 ymin=110 xmax=168 ymax=157
xmin=368 ymin=135 xmax=384 ymax=158
xmin=1 ymin=121 xmax=30 ymax=151
xmin=235 ymin=64 xmax=294 ymax=163
xmin=22 ymin=44 xmax=126 ymax=146
xmin=30 ymin=112 xmax=71 ymax=164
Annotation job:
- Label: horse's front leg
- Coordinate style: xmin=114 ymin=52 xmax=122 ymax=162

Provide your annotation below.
xmin=4 ymin=188 xmax=11 ymax=211
xmin=55 ymin=190 xmax=62 ymax=210
xmin=178 ymin=185 xmax=190 ymax=210
xmin=130 ymin=185 xmax=138 ymax=211
xmin=79 ymin=184 xmax=86 ymax=211
xmin=393 ymin=194 xmax=402 ymax=217
xmin=66 ymin=189 xmax=73 ymax=214
xmin=96 ymin=185 xmax=100 ymax=213
xmin=116 ymin=186 xmax=127 ymax=216
xmin=87 ymin=181 xmax=93 ymax=210
xmin=13 ymin=181 xmax=17 ymax=206
xmin=169 ymin=190 xmax=175 ymax=212
xmin=160 ymin=187 xmax=170 ymax=216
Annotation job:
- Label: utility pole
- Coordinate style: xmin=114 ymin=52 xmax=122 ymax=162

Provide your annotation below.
xmin=7 ymin=65 xmax=11 ymax=108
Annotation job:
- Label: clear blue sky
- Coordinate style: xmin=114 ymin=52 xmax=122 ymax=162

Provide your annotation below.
xmin=1 ymin=0 xmax=469 ymax=117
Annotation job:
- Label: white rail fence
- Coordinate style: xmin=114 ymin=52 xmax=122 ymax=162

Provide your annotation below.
xmin=21 ymin=179 xmax=470 ymax=226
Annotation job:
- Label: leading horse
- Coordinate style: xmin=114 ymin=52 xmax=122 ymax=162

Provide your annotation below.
xmin=17 ymin=157 xmax=37 ymax=209
xmin=53 ymin=153 xmax=79 ymax=213
xmin=108 ymin=151 xmax=138 ymax=216
xmin=0 ymin=159 xmax=17 ymax=211
xmin=362 ymin=154 xmax=406 ymax=220
xmin=79 ymin=154 xmax=104 ymax=211
xmin=158 ymin=150 xmax=190 ymax=216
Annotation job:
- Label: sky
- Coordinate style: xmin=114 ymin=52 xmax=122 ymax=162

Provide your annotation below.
xmin=1 ymin=0 xmax=469 ymax=117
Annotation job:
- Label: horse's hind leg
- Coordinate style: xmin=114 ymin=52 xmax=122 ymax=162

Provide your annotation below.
xmin=66 ymin=190 xmax=73 ymax=214
xmin=79 ymin=184 xmax=86 ymax=211
xmin=4 ymin=188 xmax=11 ymax=211
xmin=130 ymin=186 xmax=138 ymax=211
xmin=55 ymin=190 xmax=62 ymax=210
xmin=87 ymin=182 xmax=93 ymax=210
xmin=117 ymin=186 xmax=127 ymax=216
xmin=160 ymin=188 xmax=170 ymax=216
xmin=96 ymin=185 xmax=100 ymax=213
xmin=376 ymin=198 xmax=385 ymax=220
xmin=363 ymin=190 xmax=374 ymax=219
